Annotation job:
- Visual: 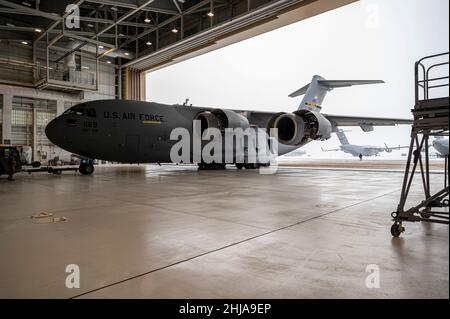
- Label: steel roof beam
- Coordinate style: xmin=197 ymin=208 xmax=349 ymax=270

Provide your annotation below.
xmin=120 ymin=0 xmax=210 ymax=48
xmin=95 ymin=0 xmax=155 ymax=38
xmin=80 ymin=16 xmax=155 ymax=28
xmin=84 ymin=0 xmax=179 ymax=15
xmin=0 ymin=0 xmax=60 ymax=20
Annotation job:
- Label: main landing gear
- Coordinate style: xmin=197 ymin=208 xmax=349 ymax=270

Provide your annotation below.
xmin=236 ymin=163 xmax=270 ymax=170
xmin=198 ymin=162 xmax=271 ymax=170
xmin=197 ymin=163 xmax=226 ymax=170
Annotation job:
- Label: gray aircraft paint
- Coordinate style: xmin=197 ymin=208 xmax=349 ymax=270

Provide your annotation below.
xmin=46 ymin=75 xmax=412 ymax=164
xmin=322 ymin=129 xmax=407 ymax=158
xmin=433 ymin=137 xmax=449 ymax=157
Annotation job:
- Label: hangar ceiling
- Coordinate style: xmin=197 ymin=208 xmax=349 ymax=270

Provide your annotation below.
xmin=0 ymin=0 xmax=357 ymax=73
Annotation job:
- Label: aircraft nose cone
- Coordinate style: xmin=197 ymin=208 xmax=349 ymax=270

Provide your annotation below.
xmin=45 ymin=118 xmax=62 ymax=146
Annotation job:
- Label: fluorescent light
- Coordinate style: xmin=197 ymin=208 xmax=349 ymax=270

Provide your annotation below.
xmin=34 ymin=28 xmax=42 ymax=33
xmin=87 ymin=23 xmax=94 ymax=28
xmin=111 ymin=7 xmax=117 ymax=11
xmin=144 ymin=17 xmax=151 ymax=23
xmin=6 ymin=23 xmax=15 ymax=27
xmin=124 ymin=52 xmax=129 ymax=56
xmin=171 ymin=27 xmax=178 ymax=33
xmin=98 ymin=45 xmax=104 ymax=49
xmin=106 ymin=61 xmax=111 ymax=64
xmin=146 ymin=41 xmax=152 ymax=46
xmin=22 ymin=1 xmax=31 ymax=7
xmin=207 ymin=12 xmax=214 ymax=17
xmin=21 ymin=41 xmax=28 ymax=45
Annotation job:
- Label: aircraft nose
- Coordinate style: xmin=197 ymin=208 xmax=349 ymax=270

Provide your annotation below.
xmin=45 ymin=118 xmax=63 ymax=147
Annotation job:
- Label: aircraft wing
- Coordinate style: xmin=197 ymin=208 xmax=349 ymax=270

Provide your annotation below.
xmin=384 ymin=143 xmax=410 ymax=151
xmin=324 ymin=114 xmax=413 ymax=132
xmin=321 ymin=147 xmax=340 ymax=152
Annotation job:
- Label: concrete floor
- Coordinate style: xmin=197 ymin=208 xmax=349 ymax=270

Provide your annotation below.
xmin=0 ymin=162 xmax=448 ymax=298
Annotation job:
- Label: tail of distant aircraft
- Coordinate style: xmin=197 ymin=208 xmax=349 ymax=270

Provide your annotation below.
xmin=289 ymin=75 xmax=384 ymax=112
xmin=336 ymin=129 xmax=349 ymax=145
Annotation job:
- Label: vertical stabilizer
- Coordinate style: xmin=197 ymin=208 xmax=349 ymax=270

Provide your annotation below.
xmin=336 ymin=129 xmax=350 ymax=145
xmin=288 ymin=76 xmax=384 ymax=112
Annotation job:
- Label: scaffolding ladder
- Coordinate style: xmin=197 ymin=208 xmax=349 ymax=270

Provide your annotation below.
xmin=391 ymin=52 xmax=449 ymax=237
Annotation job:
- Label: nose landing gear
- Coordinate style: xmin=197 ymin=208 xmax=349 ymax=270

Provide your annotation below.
xmin=79 ymin=163 xmax=95 ymax=175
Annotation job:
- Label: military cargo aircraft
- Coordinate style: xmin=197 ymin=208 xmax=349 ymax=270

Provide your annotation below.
xmin=321 ymin=129 xmax=408 ymax=158
xmin=433 ymin=137 xmax=449 ymax=157
xmin=45 ymin=75 xmax=412 ymax=173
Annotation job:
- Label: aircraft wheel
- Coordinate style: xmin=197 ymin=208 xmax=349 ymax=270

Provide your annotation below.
xmin=390 ymin=223 xmax=404 ymax=238
xmin=244 ymin=163 xmax=258 ymax=169
xmin=54 ymin=170 xmax=62 ymax=175
xmin=79 ymin=164 xmax=94 ymax=175
xmin=236 ymin=163 xmax=244 ymax=170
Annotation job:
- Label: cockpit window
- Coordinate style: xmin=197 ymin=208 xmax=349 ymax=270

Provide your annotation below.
xmin=63 ymin=107 xmax=96 ymax=117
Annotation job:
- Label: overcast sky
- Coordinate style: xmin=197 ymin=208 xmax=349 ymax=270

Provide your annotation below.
xmin=146 ymin=0 xmax=449 ymax=158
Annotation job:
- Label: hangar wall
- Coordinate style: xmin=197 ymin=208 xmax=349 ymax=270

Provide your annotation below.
xmin=0 ymin=40 xmax=117 ymax=163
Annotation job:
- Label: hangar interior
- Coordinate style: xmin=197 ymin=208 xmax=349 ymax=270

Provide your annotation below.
xmin=0 ymin=0 xmax=356 ymax=163
xmin=0 ymin=0 xmax=448 ymax=299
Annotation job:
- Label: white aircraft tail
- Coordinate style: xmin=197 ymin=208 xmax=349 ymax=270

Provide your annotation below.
xmin=289 ymin=75 xmax=384 ymax=112
xmin=336 ymin=129 xmax=350 ymax=145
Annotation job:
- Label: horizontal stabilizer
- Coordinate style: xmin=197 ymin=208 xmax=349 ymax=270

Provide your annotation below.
xmin=289 ymin=80 xmax=384 ymax=98
xmin=318 ymin=80 xmax=384 ymax=89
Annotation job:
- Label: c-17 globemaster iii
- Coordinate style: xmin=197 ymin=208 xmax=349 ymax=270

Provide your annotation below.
xmin=321 ymin=129 xmax=409 ymax=159
xmin=45 ymin=75 xmax=412 ymax=174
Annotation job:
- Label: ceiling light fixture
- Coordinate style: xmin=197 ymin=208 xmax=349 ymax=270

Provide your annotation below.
xmin=171 ymin=27 xmax=178 ymax=33
xmin=98 ymin=45 xmax=104 ymax=49
xmin=124 ymin=52 xmax=130 ymax=56
xmin=34 ymin=28 xmax=42 ymax=33
xmin=106 ymin=60 xmax=111 ymax=64
xmin=21 ymin=41 xmax=28 ymax=45
xmin=146 ymin=41 xmax=152 ymax=46
xmin=207 ymin=11 xmax=214 ymax=17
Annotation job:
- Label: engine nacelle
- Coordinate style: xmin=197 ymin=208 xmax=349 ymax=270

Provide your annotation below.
xmin=194 ymin=109 xmax=250 ymax=135
xmin=268 ymin=110 xmax=332 ymax=146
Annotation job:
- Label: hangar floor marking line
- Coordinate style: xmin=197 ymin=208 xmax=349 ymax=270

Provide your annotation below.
xmin=69 ymin=188 xmax=400 ymax=299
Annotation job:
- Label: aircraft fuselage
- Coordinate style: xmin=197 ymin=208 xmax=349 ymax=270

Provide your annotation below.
xmin=45 ymin=100 xmax=299 ymax=163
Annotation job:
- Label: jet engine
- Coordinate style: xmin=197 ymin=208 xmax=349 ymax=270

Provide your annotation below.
xmin=268 ymin=110 xmax=332 ymax=146
xmin=194 ymin=109 xmax=250 ymax=134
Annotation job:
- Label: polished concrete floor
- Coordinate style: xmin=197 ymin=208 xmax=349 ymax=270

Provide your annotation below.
xmin=0 ymin=163 xmax=448 ymax=298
